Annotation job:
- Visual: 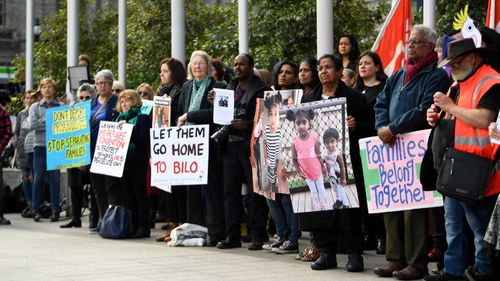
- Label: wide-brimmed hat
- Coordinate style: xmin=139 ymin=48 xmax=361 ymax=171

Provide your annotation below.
xmin=438 ymin=38 xmax=489 ymax=68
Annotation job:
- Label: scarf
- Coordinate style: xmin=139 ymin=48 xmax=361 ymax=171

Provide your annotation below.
xmin=159 ymin=83 xmax=182 ymax=99
xmin=187 ymin=77 xmax=210 ymax=113
xmin=403 ymin=52 xmax=438 ymax=85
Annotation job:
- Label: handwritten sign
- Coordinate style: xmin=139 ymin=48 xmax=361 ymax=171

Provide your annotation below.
xmin=45 ymin=101 xmax=91 ymax=170
xmin=90 ymin=121 xmax=133 ymax=177
xmin=150 ymin=125 xmax=209 ymax=186
xmin=359 ymin=129 xmax=443 ymax=214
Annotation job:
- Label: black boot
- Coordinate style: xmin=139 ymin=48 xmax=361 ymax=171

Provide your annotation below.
xmin=60 ymin=219 xmax=82 ymax=228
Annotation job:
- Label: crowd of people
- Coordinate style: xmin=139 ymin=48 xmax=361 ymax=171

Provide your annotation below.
xmin=0 ymin=24 xmax=499 ymax=281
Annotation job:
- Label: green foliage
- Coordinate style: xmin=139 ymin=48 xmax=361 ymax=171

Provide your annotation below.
xmin=12 ymin=0 xmax=390 ymax=91
xmin=6 ymin=93 xmax=25 ymax=116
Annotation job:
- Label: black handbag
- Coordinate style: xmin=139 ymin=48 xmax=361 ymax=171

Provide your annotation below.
xmin=436 ymin=147 xmax=499 ymax=205
xmin=99 ymin=205 xmax=133 ymax=239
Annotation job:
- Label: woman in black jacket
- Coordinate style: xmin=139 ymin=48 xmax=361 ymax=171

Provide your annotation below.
xmin=177 ymin=51 xmax=226 ymax=239
xmin=115 ymin=90 xmax=152 ymax=238
xmin=300 ymin=54 xmax=368 ymax=272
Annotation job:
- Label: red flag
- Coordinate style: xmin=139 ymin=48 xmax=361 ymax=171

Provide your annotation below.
xmin=371 ymin=0 xmax=412 ymax=76
xmin=486 ymin=0 xmax=500 ymax=33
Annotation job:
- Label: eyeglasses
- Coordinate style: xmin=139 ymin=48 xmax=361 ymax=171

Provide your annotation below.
xmin=192 ymin=61 xmax=207 ymax=66
xmin=96 ymin=81 xmax=110 ymax=86
xmin=407 ymin=39 xmax=433 ymax=46
xmin=139 ymin=91 xmax=150 ymax=97
xmin=78 ymin=95 xmax=92 ymax=101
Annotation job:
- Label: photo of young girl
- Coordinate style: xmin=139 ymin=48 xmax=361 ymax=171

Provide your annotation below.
xmin=287 ymin=109 xmax=331 ymax=211
xmin=322 ymin=128 xmax=350 ymax=209
xmin=263 ymin=92 xmax=282 ymax=193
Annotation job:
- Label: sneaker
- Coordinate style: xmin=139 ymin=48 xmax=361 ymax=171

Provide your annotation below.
xmin=424 ymin=272 xmax=466 ymax=281
xmin=272 ymin=240 xmax=299 ymax=254
xmin=263 ymin=239 xmax=285 ymax=251
xmin=464 ymin=266 xmax=492 ymax=281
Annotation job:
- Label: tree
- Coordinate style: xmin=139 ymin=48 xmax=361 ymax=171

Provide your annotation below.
xmin=12 ymin=0 xmax=390 ymax=91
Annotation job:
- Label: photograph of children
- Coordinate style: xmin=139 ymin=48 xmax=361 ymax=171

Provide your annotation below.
xmin=279 ymin=99 xmax=360 ymax=213
xmin=152 ymin=96 xmax=171 ymax=128
xmin=251 ymin=89 xmax=305 ymax=195
xmin=250 ymin=98 xmax=273 ymax=199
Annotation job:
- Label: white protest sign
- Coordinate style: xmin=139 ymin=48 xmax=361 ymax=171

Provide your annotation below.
xmin=90 ymin=121 xmax=133 ymax=178
xmin=150 ymin=125 xmax=209 ymax=186
xmin=213 ymin=88 xmax=234 ymax=125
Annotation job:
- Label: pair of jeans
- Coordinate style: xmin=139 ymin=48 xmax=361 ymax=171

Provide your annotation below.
xmin=32 ymin=147 xmax=60 ymax=214
xmin=266 ymin=194 xmax=299 ymax=242
xmin=443 ymin=196 xmax=496 ymax=275
xmin=22 ymin=152 xmax=34 ymax=204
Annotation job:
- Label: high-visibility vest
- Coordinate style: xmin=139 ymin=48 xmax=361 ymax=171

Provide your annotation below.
xmin=455 ymin=64 xmax=500 ymax=196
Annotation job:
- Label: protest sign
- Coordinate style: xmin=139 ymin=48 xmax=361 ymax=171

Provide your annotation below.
xmin=359 ymin=129 xmax=443 ymax=214
xmin=252 ymin=97 xmax=360 ymax=213
xmin=150 ymin=125 xmax=209 ymax=186
xmin=45 ymin=101 xmax=91 ymax=170
xmin=492 ymin=111 xmax=500 ymax=145
xmin=213 ymin=88 xmax=234 ymax=125
xmin=90 ymin=121 xmax=133 ymax=177
xmin=152 ymin=96 xmax=171 ymax=128
xmin=141 ymin=100 xmax=154 ymax=115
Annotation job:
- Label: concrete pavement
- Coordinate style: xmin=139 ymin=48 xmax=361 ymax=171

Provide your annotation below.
xmin=0 ymin=213 xmax=432 ymax=281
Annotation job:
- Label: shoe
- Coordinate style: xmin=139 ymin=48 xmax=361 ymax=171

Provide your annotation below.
xmin=88 ymin=223 xmax=100 ymax=234
xmin=464 ymin=266 xmax=493 ymax=281
xmin=216 ymin=238 xmax=241 ymax=249
xmin=130 ymin=227 xmax=151 ymax=239
xmin=0 ymin=216 xmax=11 ymax=225
xmin=424 ymin=272 xmax=466 ymax=281
xmin=376 ymin=237 xmax=386 ymax=255
xmin=374 ymin=261 xmax=405 ymax=277
xmin=311 ymin=252 xmax=337 ymax=270
xmin=301 ymin=246 xmax=321 ymax=262
xmin=247 ymin=241 xmax=263 ymax=250
xmin=21 ymin=207 xmax=32 ymax=218
xmin=428 ymin=248 xmax=444 ymax=262
xmin=272 ymin=240 xmax=299 ymax=254
xmin=393 ymin=265 xmax=428 ymax=280
xmin=346 ymin=253 xmax=364 ymax=272
xmin=206 ymin=237 xmax=223 ymax=247
xmin=263 ymin=239 xmax=285 ymax=251
xmin=60 ymin=219 xmax=82 ymax=228
xmin=50 ymin=213 xmax=60 ymax=222
xmin=33 ymin=213 xmax=43 ymax=222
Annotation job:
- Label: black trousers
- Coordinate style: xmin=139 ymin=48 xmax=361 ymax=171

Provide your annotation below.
xmin=89 ymin=172 xmax=121 ymax=219
xmin=312 ymin=208 xmax=364 ymax=256
xmin=67 ymin=167 xmax=97 ymax=225
xmin=123 ymin=159 xmax=149 ymax=229
xmin=205 ymin=142 xmax=225 ymax=241
xmin=162 ymin=187 xmax=187 ymax=223
xmin=223 ymin=141 xmax=268 ymax=242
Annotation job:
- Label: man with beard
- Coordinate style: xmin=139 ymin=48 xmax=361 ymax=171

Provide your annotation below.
xmin=425 ymin=38 xmax=499 ymax=281
xmin=374 ymin=25 xmax=450 ymax=280
xmin=215 ymin=53 xmax=271 ymax=250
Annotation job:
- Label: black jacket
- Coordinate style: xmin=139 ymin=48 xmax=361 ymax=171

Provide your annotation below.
xmin=177 ymin=78 xmax=226 ymax=130
xmin=226 ymin=75 xmax=270 ymax=139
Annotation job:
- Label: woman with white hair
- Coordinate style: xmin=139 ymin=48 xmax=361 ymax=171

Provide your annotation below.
xmin=176 ymin=50 xmax=226 ymax=242
xmin=88 ymin=70 xmax=119 ymax=233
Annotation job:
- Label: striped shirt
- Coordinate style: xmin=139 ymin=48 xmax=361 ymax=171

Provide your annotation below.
xmin=264 ymin=125 xmax=281 ymax=183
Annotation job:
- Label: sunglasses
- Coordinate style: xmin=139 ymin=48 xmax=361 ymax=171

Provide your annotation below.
xmin=112 ymin=89 xmax=122 ymax=93
xmin=78 ymin=95 xmax=92 ymax=101
xmin=139 ymin=91 xmax=151 ymax=97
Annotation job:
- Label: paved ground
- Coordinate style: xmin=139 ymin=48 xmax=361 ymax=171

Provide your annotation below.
xmin=0 ymin=213 xmax=432 ymax=281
